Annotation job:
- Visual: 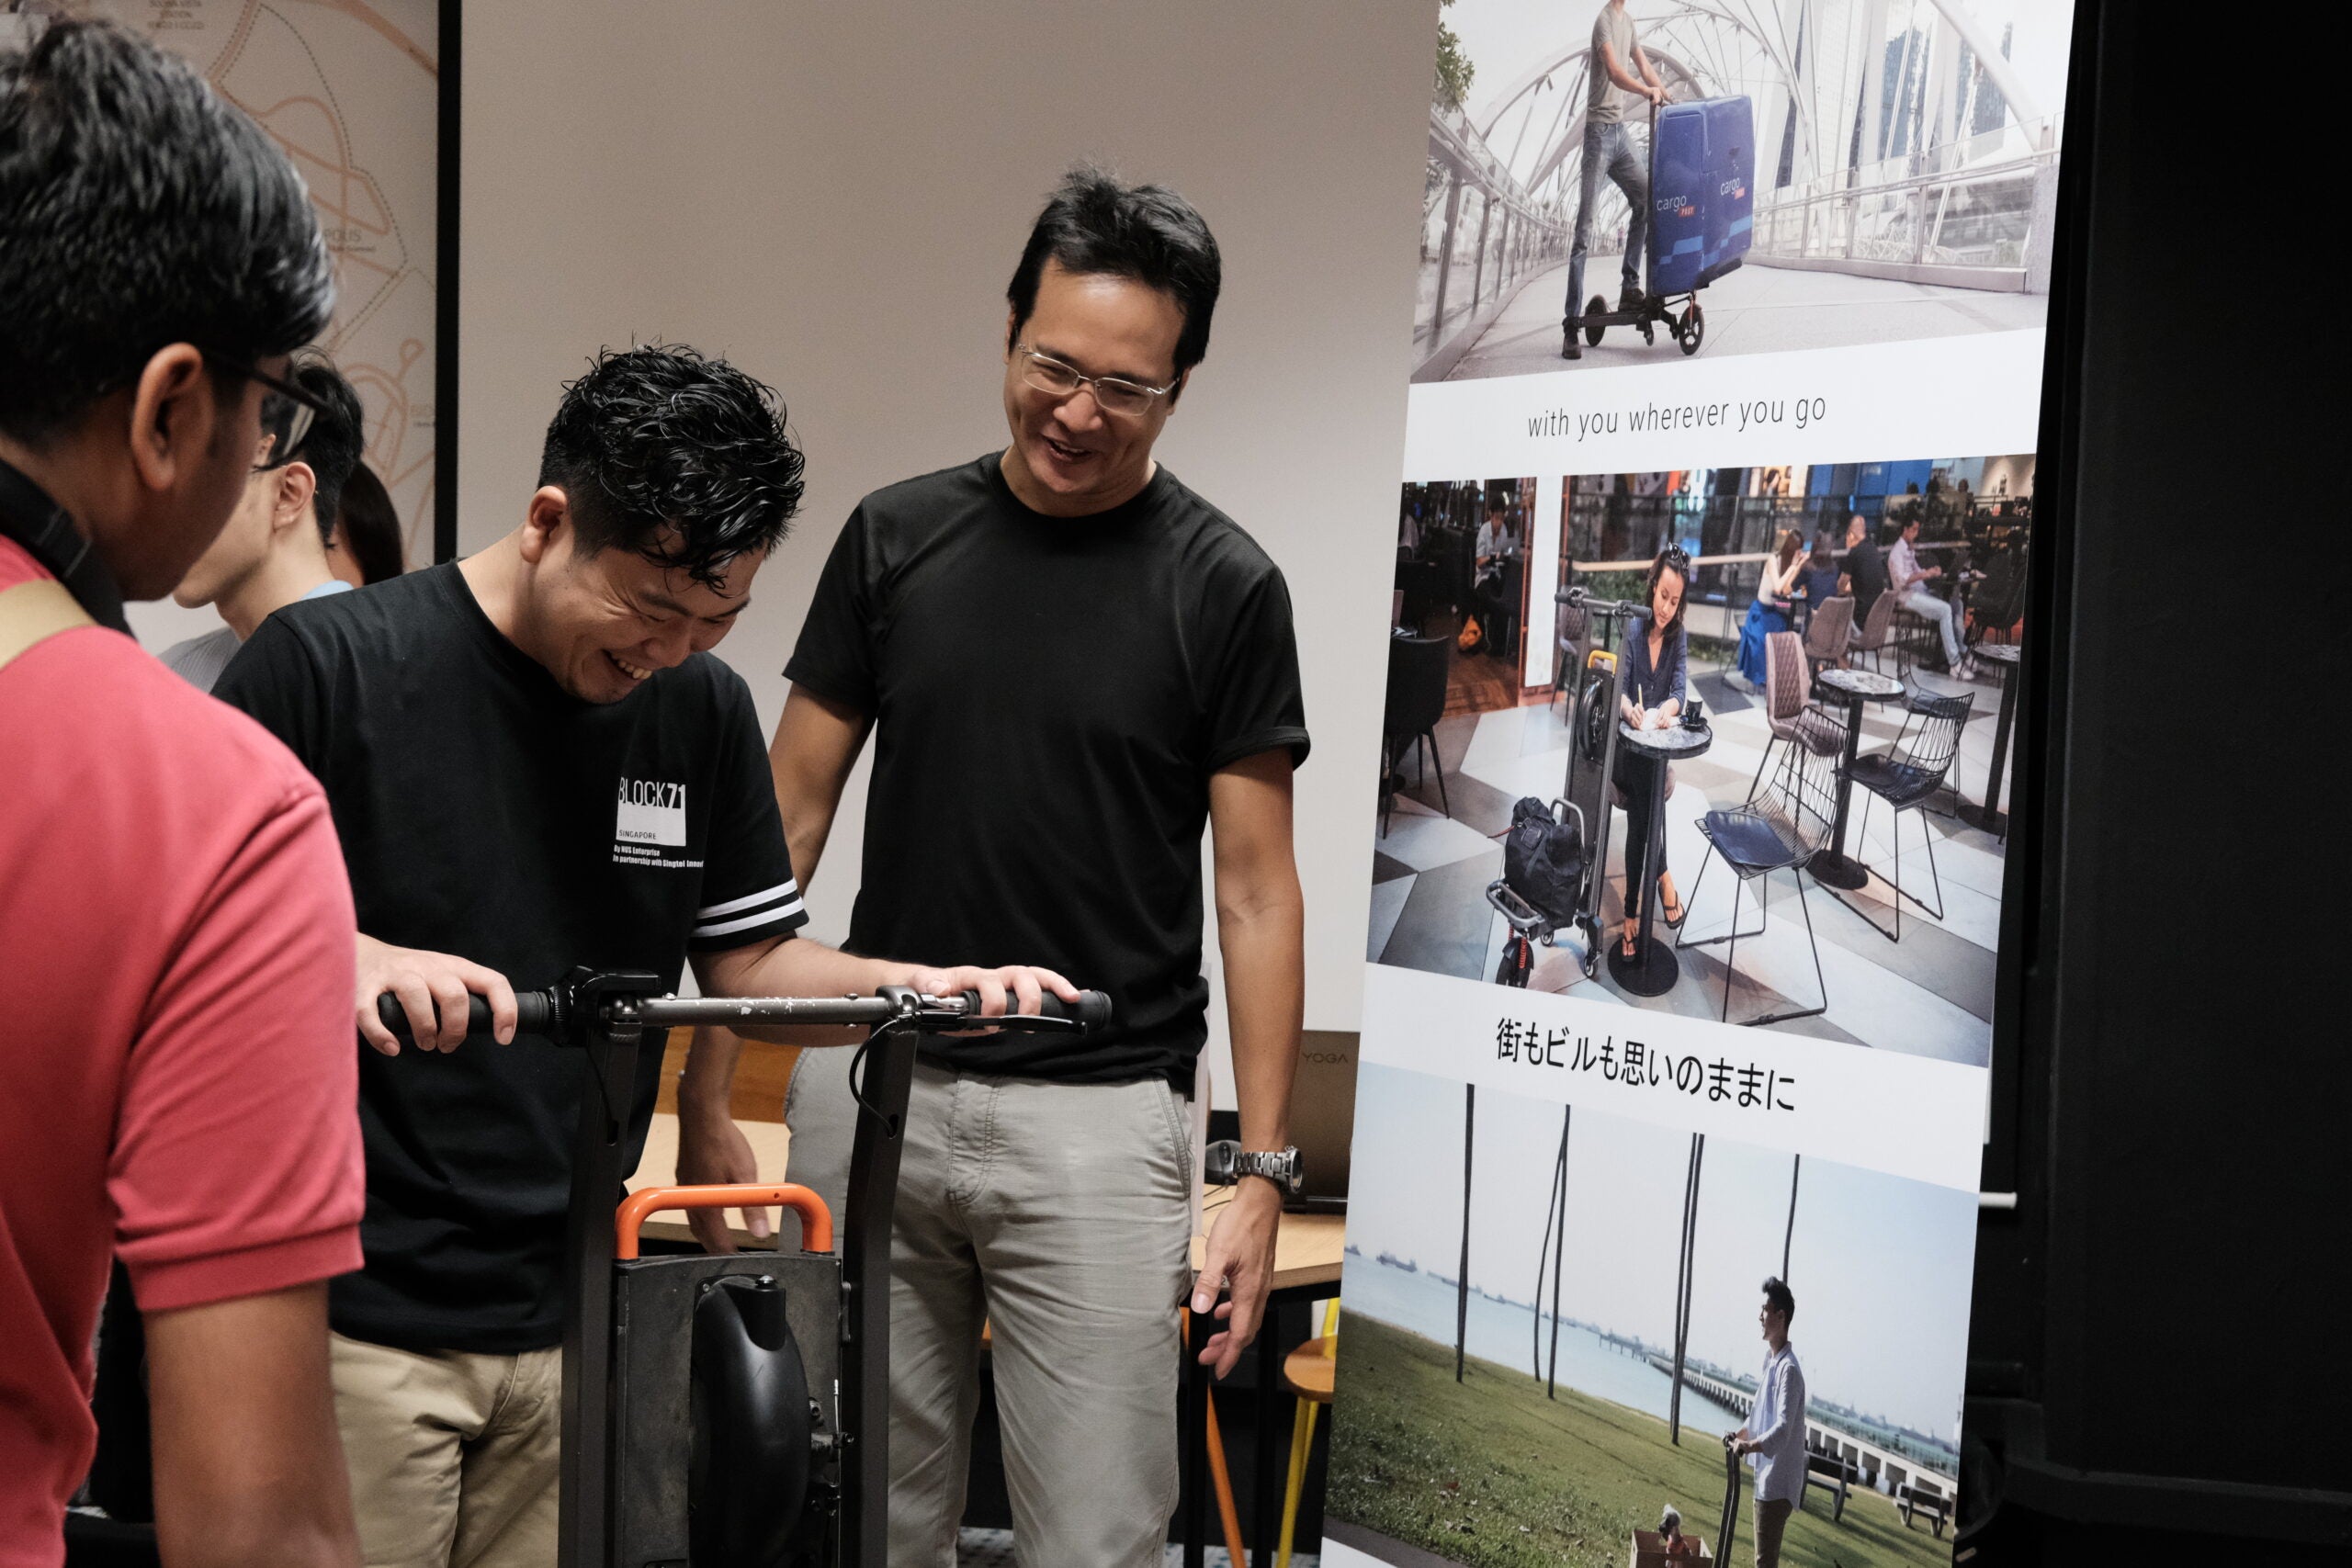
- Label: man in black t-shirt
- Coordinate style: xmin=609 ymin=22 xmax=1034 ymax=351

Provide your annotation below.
xmin=215 ymin=345 xmax=1070 ymax=1568
xmin=737 ymin=170 xmax=1309 ymax=1565
xmin=1840 ymin=509 xmax=1892 ymax=631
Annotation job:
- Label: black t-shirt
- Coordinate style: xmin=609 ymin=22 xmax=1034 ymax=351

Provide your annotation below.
xmin=1845 ymin=536 xmax=1890 ymax=625
xmin=214 ymin=564 xmax=805 ymax=1353
xmin=785 ymin=454 xmax=1309 ymax=1088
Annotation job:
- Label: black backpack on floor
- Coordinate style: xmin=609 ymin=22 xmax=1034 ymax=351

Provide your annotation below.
xmin=1503 ymin=796 xmax=1585 ymax=928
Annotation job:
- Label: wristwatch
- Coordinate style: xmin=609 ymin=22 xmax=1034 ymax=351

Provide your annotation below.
xmin=1229 ymin=1146 xmax=1304 ymax=1195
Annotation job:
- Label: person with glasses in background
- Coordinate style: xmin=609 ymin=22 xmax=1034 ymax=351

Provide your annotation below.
xmin=162 ymin=355 xmax=368 ymax=692
xmin=720 ymin=166 xmax=1309 ymax=1564
xmin=0 ymin=17 xmax=365 ymax=1568
xmin=1616 ymin=545 xmax=1690 ymax=957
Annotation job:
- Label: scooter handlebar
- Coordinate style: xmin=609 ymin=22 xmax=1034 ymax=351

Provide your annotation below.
xmin=954 ymin=989 xmax=1114 ymax=1031
xmin=371 ymin=984 xmax=1113 ymax=1046
xmin=374 ymin=989 xmax=555 ymax=1046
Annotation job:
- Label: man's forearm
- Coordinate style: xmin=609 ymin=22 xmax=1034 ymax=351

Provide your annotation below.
xmin=722 ymin=937 xmax=915 ymax=1039
xmin=1221 ymin=895 xmax=1305 ymax=1153
xmin=678 ymin=1021 xmax=744 ymax=1115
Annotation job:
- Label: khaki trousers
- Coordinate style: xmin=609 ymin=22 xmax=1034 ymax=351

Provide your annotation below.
xmin=329 ymin=1331 xmax=561 ymax=1568
xmin=888 ymin=1061 xmax=1195 ymax=1567
xmin=1753 ymin=1495 xmax=1793 ymax=1568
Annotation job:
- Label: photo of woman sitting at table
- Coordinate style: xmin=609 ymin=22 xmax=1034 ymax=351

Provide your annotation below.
xmin=1616 ymin=546 xmax=1690 ymax=961
xmin=1734 ymin=528 xmax=1803 ymax=687
xmin=1370 ymin=456 xmax=2027 ymax=1069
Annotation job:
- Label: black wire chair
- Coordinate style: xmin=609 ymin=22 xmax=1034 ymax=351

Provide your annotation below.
xmin=1833 ymin=689 xmax=1974 ymax=941
xmin=1381 ymin=632 xmax=1453 ymax=838
xmin=1676 ymin=728 xmax=1839 ymax=1027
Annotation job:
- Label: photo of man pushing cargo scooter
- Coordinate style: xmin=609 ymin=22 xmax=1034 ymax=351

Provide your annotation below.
xmin=1560 ymin=0 xmax=1670 ymax=359
xmin=1561 ymin=3 xmax=1756 ymax=364
xmin=1411 ymin=0 xmax=2072 ymax=381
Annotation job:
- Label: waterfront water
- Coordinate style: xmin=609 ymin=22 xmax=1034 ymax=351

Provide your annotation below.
xmin=1342 ymin=1257 xmax=1739 ymax=1440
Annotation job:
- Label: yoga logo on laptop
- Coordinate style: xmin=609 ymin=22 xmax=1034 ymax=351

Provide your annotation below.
xmin=615 ymin=777 xmax=687 ymax=848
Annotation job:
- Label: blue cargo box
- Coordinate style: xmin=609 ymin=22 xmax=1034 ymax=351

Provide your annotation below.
xmin=1649 ymin=96 xmax=1754 ymax=296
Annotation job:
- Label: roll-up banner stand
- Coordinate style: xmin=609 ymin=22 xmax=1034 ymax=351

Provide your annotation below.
xmin=1329 ymin=5 xmax=2075 ymax=1565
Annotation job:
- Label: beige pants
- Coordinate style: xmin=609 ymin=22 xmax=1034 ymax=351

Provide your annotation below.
xmin=888 ymin=1061 xmax=1195 ymax=1567
xmin=329 ymin=1331 xmax=561 ymax=1568
xmin=1753 ymin=1495 xmax=1793 ymax=1568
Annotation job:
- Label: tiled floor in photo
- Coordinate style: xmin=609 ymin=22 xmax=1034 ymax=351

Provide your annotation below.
xmin=954 ymin=1530 xmax=1314 ymax=1566
xmin=1374 ymin=647 xmax=2011 ymax=1066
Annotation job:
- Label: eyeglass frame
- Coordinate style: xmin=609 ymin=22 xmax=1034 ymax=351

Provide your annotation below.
xmin=1012 ymin=343 xmax=1180 ymax=419
xmin=204 ymin=348 xmax=333 ymax=464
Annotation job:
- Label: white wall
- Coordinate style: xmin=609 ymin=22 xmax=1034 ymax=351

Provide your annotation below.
xmin=458 ymin=3 xmax=1436 ymax=1089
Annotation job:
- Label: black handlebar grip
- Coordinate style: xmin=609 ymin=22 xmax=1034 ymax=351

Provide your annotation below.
xmin=373 ymin=989 xmax=555 ymax=1045
xmin=956 ymin=988 xmax=1114 ymax=1030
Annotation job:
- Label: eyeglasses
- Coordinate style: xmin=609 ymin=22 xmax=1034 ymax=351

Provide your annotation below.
xmin=206 ymin=349 xmax=332 ymax=460
xmin=1014 ymin=344 xmax=1177 ymax=419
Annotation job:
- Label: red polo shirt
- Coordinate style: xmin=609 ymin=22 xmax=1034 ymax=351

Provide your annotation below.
xmin=0 ymin=535 xmax=365 ymax=1566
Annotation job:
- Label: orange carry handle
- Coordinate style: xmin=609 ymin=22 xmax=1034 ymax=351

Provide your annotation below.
xmin=615 ymin=1183 xmax=834 ymax=1259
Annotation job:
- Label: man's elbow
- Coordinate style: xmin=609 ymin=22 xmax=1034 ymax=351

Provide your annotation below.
xmin=1216 ymin=873 xmax=1304 ymax=932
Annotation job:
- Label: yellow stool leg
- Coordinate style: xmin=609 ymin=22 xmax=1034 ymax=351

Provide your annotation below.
xmin=1276 ymin=1397 xmax=1319 ymax=1568
xmin=1277 ymin=1300 xmax=1345 ymax=1568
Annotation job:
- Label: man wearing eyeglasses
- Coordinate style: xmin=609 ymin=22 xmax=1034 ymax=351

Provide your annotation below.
xmin=1 ymin=17 xmax=363 ymax=1568
xmin=745 ymin=167 xmax=1309 ymax=1563
xmin=161 ymin=355 xmax=368 ymax=693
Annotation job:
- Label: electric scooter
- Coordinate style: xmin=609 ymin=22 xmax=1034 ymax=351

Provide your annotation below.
xmin=381 ymin=970 xmax=1110 ymax=1568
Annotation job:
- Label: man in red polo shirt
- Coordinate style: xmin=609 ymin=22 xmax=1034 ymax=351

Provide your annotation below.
xmin=0 ymin=19 xmax=366 ymax=1568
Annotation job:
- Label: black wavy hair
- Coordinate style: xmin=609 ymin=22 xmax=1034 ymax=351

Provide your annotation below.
xmin=1762 ymin=1275 xmax=1795 ymax=1324
xmin=537 ymin=345 xmax=806 ymax=588
xmin=1645 ymin=544 xmax=1689 ymax=638
xmin=0 ymin=17 xmax=334 ymax=444
xmin=334 ymin=460 xmax=405 ymax=583
xmin=1006 ymin=166 xmax=1222 ymax=379
xmin=264 ymin=354 xmax=366 ymax=545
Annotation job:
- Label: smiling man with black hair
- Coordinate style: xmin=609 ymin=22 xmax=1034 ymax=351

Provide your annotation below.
xmin=215 ymin=344 xmax=1072 ymax=1567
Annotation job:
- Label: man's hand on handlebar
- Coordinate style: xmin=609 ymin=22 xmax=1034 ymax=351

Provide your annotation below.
xmin=901 ymin=963 xmax=1081 ymax=1032
xmin=356 ymin=933 xmax=517 ymax=1055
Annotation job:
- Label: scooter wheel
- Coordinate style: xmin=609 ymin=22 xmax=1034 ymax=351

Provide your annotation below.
xmin=1495 ymin=939 xmax=1532 ymax=988
xmin=1679 ymin=303 xmax=1705 ymax=355
xmin=1584 ymin=296 xmax=1609 ymax=347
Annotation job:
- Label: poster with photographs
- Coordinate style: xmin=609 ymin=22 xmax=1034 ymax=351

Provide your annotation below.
xmin=1329 ymin=3 xmax=2072 ymax=1564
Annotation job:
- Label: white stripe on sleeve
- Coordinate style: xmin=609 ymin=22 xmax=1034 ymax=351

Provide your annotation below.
xmin=695 ymin=879 xmax=800 ymax=920
xmin=693 ymin=899 xmax=808 ymax=940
